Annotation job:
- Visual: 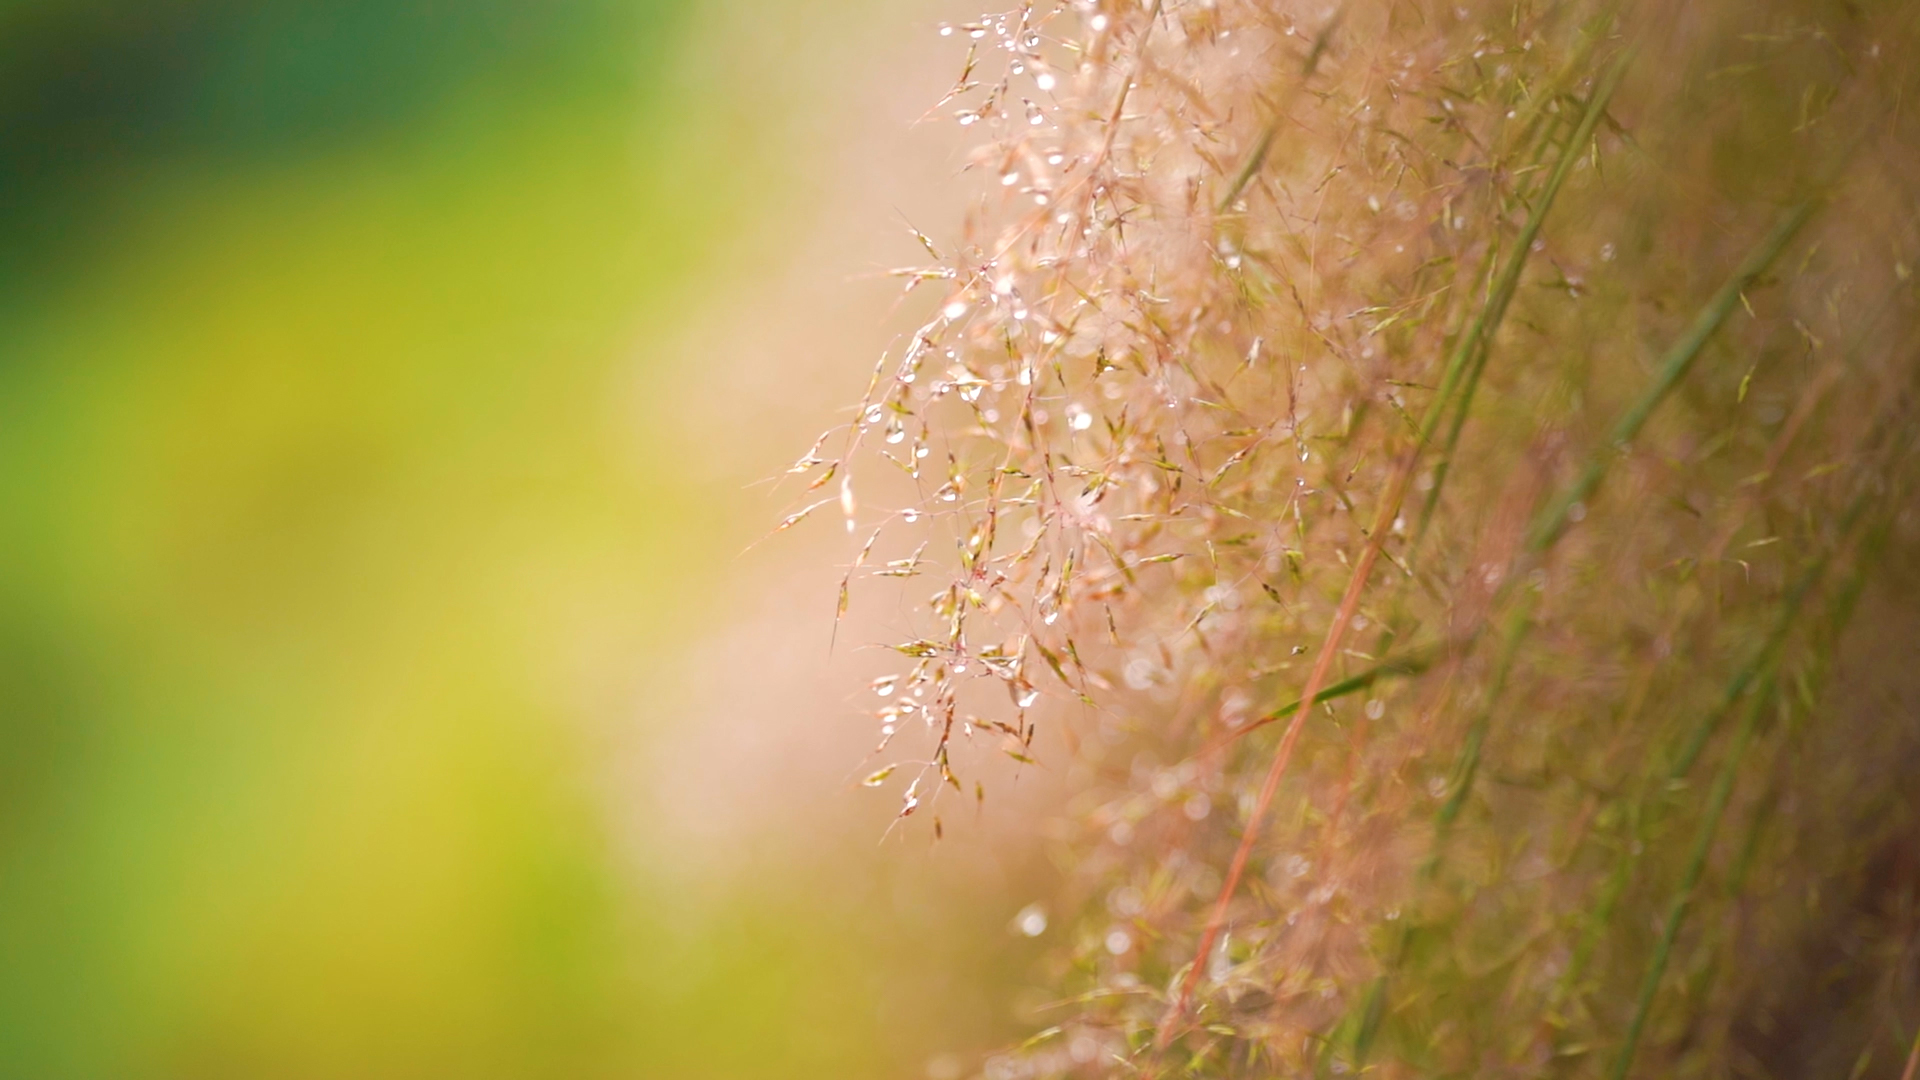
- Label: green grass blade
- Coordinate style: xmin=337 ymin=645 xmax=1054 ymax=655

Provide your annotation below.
xmin=1528 ymin=199 xmax=1821 ymax=553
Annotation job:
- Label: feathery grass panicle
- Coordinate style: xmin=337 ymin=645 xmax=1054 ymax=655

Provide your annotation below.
xmin=796 ymin=0 xmax=1920 ymax=1075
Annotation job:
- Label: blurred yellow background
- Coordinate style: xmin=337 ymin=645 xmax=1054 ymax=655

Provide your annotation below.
xmin=0 ymin=2 xmax=1043 ymax=1076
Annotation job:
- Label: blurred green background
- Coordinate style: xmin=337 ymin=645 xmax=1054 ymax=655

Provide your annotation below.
xmin=0 ymin=2 xmax=1032 ymax=1076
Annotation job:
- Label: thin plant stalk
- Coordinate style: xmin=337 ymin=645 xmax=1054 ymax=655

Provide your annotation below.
xmin=1347 ymin=197 xmax=1828 ymax=1067
xmin=1606 ymin=674 xmax=1770 ymax=1080
xmin=1528 ymin=199 xmax=1821 ymax=553
xmin=1156 ymin=49 xmax=1636 ymax=1046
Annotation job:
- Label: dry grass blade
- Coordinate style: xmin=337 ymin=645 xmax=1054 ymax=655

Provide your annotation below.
xmin=1158 ymin=449 xmax=1415 ymax=1045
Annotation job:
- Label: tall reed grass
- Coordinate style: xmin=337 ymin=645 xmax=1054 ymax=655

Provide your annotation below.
xmin=793 ymin=0 xmax=1920 ymax=1075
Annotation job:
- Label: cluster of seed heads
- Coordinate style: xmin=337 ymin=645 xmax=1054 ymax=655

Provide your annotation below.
xmin=787 ymin=0 xmax=1920 ymax=1076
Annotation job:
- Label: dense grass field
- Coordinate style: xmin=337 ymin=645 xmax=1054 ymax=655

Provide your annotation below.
xmin=822 ymin=1 xmax=1920 ymax=1076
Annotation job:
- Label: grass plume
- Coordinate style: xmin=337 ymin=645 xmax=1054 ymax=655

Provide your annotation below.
xmin=795 ymin=0 xmax=1920 ymax=1075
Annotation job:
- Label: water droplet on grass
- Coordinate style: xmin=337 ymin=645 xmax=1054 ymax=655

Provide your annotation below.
xmin=1015 ymin=904 xmax=1049 ymax=937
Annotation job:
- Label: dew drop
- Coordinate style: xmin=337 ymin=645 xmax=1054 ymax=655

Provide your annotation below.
xmin=1015 ymin=904 xmax=1048 ymax=937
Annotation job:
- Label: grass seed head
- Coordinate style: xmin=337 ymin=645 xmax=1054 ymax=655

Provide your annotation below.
xmin=791 ymin=0 xmax=1920 ymax=1075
